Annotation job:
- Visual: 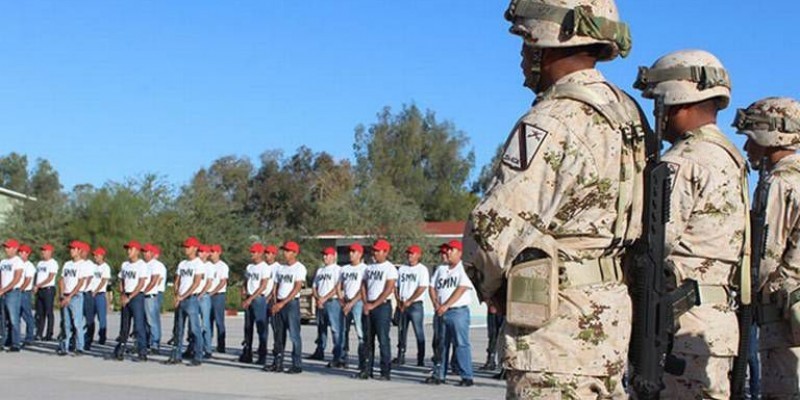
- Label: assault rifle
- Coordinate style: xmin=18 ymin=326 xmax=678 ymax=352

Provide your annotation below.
xmin=628 ymin=95 xmax=701 ymax=399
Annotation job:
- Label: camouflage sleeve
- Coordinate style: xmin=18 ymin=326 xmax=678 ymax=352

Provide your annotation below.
xmin=463 ymin=105 xmax=598 ymax=301
xmin=663 ymin=154 xmax=709 ymax=256
xmin=762 ymin=175 xmax=800 ymax=291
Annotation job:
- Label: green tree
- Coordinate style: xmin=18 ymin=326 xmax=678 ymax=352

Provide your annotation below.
xmin=0 ymin=152 xmax=30 ymax=193
xmin=471 ymin=144 xmax=504 ymax=196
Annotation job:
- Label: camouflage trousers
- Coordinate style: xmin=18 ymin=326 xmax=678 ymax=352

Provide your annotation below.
xmin=507 ymin=370 xmax=626 ymax=399
xmin=503 ymin=283 xmax=631 ymax=400
xmin=660 ymin=353 xmax=732 ymax=399
xmin=761 ymin=346 xmax=800 ymax=399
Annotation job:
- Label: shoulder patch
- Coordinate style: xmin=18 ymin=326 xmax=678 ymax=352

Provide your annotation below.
xmin=501 ymin=123 xmax=549 ymax=170
xmin=665 ymin=161 xmax=680 ymax=191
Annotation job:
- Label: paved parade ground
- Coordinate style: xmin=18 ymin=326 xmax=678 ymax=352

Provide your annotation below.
xmin=0 ymin=313 xmax=505 ymax=399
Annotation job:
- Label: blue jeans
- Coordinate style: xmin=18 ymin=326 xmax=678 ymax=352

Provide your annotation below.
xmin=343 ymin=300 xmax=364 ymax=366
xmin=60 ymin=293 xmax=85 ymax=352
xmin=397 ymin=301 xmax=425 ymax=362
xmin=272 ymin=298 xmax=302 ymax=368
xmin=244 ymin=296 xmax=268 ymax=358
xmin=486 ymin=311 xmax=504 ymax=362
xmin=211 ymin=293 xmax=226 ymax=349
xmin=82 ymin=292 xmax=96 ymax=348
xmin=123 ymin=294 xmax=147 ymax=353
xmin=362 ymin=301 xmax=392 ymax=377
xmin=198 ymin=294 xmax=212 ymax=354
xmin=145 ymin=294 xmax=161 ymax=348
xmin=315 ymin=300 xmax=344 ymax=361
xmin=20 ymin=291 xmax=34 ymax=342
xmin=2 ymin=289 xmax=22 ymax=348
xmin=94 ymin=293 xmax=108 ymax=330
xmin=172 ymin=295 xmax=202 ymax=362
xmin=434 ymin=306 xmax=473 ymax=380
xmin=748 ymin=323 xmax=760 ymax=398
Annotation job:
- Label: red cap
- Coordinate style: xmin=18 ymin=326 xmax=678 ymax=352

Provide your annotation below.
xmin=142 ymin=243 xmax=156 ymax=253
xmin=3 ymin=239 xmax=20 ymax=249
xmin=68 ymin=240 xmax=83 ymax=250
xmin=124 ymin=240 xmax=142 ymax=250
xmin=321 ymin=247 xmax=336 ymax=256
xmin=446 ymin=240 xmax=463 ymax=251
xmin=372 ymin=239 xmax=391 ymax=252
xmin=405 ymin=244 xmax=422 ymax=255
xmin=198 ymin=244 xmax=211 ymax=253
xmin=19 ymin=244 xmax=31 ymax=253
xmin=183 ymin=237 xmax=201 ymax=248
xmin=40 ymin=244 xmax=54 ymax=252
xmin=249 ymin=243 xmax=265 ymax=253
xmin=281 ymin=241 xmax=300 ymax=253
xmin=210 ymin=244 xmax=222 ymax=254
xmin=93 ymin=247 xmax=107 ymax=256
xmin=264 ymin=244 xmax=278 ymax=255
xmin=348 ymin=242 xmax=364 ymax=253
xmin=439 ymin=243 xmax=450 ymax=254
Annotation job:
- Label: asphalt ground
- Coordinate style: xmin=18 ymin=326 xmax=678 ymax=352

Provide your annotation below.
xmin=0 ymin=312 xmax=506 ymax=399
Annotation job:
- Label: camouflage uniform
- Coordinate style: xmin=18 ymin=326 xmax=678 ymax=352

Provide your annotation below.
xmin=737 ymin=97 xmax=800 ymax=399
xmin=464 ymin=2 xmax=644 ymax=397
xmin=636 ymin=50 xmax=749 ymax=400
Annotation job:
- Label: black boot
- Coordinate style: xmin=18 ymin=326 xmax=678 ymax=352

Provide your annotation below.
xmin=256 ymin=342 xmax=267 ymax=365
xmin=216 ymin=333 xmax=226 ymax=353
xmin=98 ymin=328 xmax=107 ymax=345
xmin=238 ymin=345 xmax=253 ymax=364
xmin=112 ymin=343 xmax=125 ymax=361
xmin=480 ymin=353 xmax=496 ymax=370
xmin=392 ymin=350 xmax=405 ymax=366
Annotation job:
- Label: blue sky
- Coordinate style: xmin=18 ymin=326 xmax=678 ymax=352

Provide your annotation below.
xmin=0 ymin=1 xmax=796 ymax=191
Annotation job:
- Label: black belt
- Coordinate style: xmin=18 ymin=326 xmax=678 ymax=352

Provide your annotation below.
xmin=145 ymin=294 xmax=158 ymax=298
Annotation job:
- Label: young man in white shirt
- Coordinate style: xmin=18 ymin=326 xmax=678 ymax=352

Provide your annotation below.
xmin=18 ymin=244 xmax=36 ymax=345
xmin=34 ymin=243 xmax=58 ymax=341
xmin=112 ymin=240 xmax=151 ymax=361
xmin=165 ymin=237 xmax=205 ymax=366
xmin=90 ymin=247 xmax=111 ymax=345
xmin=208 ymin=244 xmax=229 ymax=353
xmin=394 ymin=244 xmax=429 ymax=367
xmin=240 ymin=243 xmax=270 ymax=365
xmin=196 ymin=244 xmax=215 ymax=358
xmin=339 ymin=242 xmax=367 ymax=370
xmin=309 ymin=247 xmax=343 ymax=366
xmin=142 ymin=243 xmax=166 ymax=353
xmin=425 ymin=240 xmax=474 ymax=387
xmin=57 ymin=241 xmax=91 ymax=356
xmin=79 ymin=246 xmax=98 ymax=351
xmin=265 ymin=241 xmax=307 ymax=374
xmin=354 ymin=239 xmax=397 ymax=381
xmin=0 ymin=239 xmax=25 ymax=351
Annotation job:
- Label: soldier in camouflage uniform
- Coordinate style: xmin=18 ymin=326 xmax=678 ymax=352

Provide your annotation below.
xmin=634 ymin=50 xmax=750 ymax=399
xmin=463 ymin=0 xmax=647 ymax=398
xmin=738 ymin=97 xmax=800 ymax=399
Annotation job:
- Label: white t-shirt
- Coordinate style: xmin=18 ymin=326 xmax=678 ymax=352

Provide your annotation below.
xmin=397 ymin=263 xmax=430 ymax=302
xmin=245 ymin=262 xmax=269 ymax=296
xmin=431 ymin=262 xmax=475 ymax=308
xmin=35 ymin=259 xmax=59 ymax=288
xmin=210 ymin=260 xmax=229 ymax=293
xmin=155 ymin=260 xmax=167 ymax=292
xmin=275 ymin=262 xmax=307 ymax=300
xmin=119 ymin=259 xmax=150 ymax=294
xmin=21 ymin=261 xmax=36 ymax=291
xmin=265 ymin=262 xmax=280 ymax=298
xmin=146 ymin=259 xmax=167 ymax=296
xmin=340 ymin=262 xmax=366 ymax=300
xmin=201 ymin=262 xmax=214 ymax=293
xmin=176 ymin=258 xmax=203 ymax=296
xmin=0 ymin=255 xmax=23 ymax=290
xmin=61 ymin=260 xmax=91 ymax=294
xmin=313 ymin=263 xmax=341 ymax=298
xmin=364 ymin=261 xmax=398 ymax=302
xmin=89 ymin=262 xmax=112 ymax=293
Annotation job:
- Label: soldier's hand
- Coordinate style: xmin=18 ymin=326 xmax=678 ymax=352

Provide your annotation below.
xmin=490 ymin=292 xmax=506 ymax=316
xmin=242 ymin=299 xmax=251 ymax=309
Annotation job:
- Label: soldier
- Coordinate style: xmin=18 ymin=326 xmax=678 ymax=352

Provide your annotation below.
xmin=353 ymin=239 xmax=397 ymax=381
xmin=339 ymin=242 xmax=367 ymax=370
xmin=142 ymin=244 xmax=166 ymax=353
xmin=90 ymin=247 xmax=111 ymax=345
xmin=208 ymin=244 xmax=229 ymax=353
xmin=393 ymin=244 xmax=429 ymax=367
xmin=80 ymin=245 xmax=97 ymax=351
xmin=18 ymin=244 xmax=36 ymax=346
xmin=196 ymin=244 xmax=213 ymax=358
xmin=266 ymin=241 xmax=306 ymax=374
xmin=165 ymin=237 xmax=204 ymax=366
xmin=634 ymin=49 xmax=748 ymax=398
xmin=309 ymin=247 xmax=343 ymax=366
xmin=33 ymin=243 xmax=58 ymax=342
xmin=463 ymin=0 xmax=646 ymax=397
xmin=0 ymin=239 xmax=24 ymax=351
xmin=57 ymin=241 xmax=91 ymax=356
xmin=113 ymin=240 xmax=151 ymax=361
xmin=240 ymin=243 xmax=269 ymax=365
xmin=737 ymin=97 xmax=800 ymax=398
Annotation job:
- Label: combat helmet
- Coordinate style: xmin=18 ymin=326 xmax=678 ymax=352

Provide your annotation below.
xmin=634 ymin=49 xmax=731 ymax=109
xmin=505 ymin=0 xmax=631 ymax=61
xmin=734 ymin=97 xmax=800 ymax=150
